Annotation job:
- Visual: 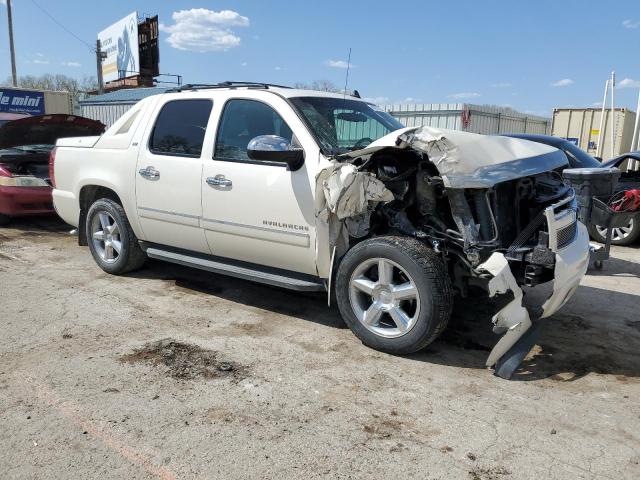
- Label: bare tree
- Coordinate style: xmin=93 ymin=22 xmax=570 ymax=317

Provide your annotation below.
xmin=2 ymin=74 xmax=99 ymax=105
xmin=294 ymin=79 xmax=342 ymax=93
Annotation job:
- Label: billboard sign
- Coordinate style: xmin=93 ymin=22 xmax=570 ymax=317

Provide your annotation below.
xmin=0 ymin=89 xmax=45 ymax=115
xmin=98 ymin=12 xmax=140 ymax=83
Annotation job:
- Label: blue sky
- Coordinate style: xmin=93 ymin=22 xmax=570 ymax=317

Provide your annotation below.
xmin=1 ymin=0 xmax=639 ymax=116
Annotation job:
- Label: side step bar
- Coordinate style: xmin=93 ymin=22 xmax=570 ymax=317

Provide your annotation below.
xmin=145 ymin=247 xmax=326 ymax=292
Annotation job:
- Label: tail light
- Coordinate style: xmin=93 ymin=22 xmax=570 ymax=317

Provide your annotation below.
xmin=0 ymin=165 xmax=12 ymax=178
xmin=49 ymin=147 xmax=57 ymax=188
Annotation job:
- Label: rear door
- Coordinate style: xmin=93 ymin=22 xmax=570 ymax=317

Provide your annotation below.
xmin=135 ymin=97 xmax=213 ymax=253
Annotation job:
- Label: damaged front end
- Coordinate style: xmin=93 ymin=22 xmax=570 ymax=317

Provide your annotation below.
xmin=317 ymin=126 xmax=590 ymax=378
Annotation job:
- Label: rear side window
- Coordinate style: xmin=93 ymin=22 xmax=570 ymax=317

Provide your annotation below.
xmin=214 ymin=99 xmax=293 ymax=161
xmin=150 ymin=99 xmax=212 ymax=157
xmin=116 ymin=109 xmax=139 ymax=135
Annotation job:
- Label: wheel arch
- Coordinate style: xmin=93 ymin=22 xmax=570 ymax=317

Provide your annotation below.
xmin=78 ymin=185 xmax=125 ymax=246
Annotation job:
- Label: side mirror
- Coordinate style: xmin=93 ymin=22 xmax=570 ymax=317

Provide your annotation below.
xmin=247 ymin=135 xmax=305 ymax=171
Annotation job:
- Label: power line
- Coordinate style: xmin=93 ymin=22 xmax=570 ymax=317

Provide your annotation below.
xmin=30 ymin=0 xmax=95 ymax=52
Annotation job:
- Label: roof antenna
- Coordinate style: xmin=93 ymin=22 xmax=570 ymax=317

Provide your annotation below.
xmin=340 ymin=48 xmax=353 ymax=142
xmin=342 ymin=48 xmax=352 ymax=100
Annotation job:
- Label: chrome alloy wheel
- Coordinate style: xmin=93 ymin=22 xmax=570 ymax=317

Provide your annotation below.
xmin=348 ymin=258 xmax=421 ymax=338
xmin=91 ymin=211 xmax=121 ymax=263
xmin=596 ymin=218 xmax=635 ymax=242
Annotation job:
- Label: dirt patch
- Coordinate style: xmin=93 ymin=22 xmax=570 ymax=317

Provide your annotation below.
xmin=120 ymin=339 xmax=247 ymax=381
xmin=468 ymin=466 xmax=511 ymax=480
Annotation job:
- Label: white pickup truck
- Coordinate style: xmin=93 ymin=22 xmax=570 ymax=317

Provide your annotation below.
xmin=51 ymin=82 xmax=590 ymax=378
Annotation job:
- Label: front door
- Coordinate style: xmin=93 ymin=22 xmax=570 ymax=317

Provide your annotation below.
xmin=135 ymin=98 xmax=213 ymax=253
xmin=201 ymin=97 xmax=318 ymax=275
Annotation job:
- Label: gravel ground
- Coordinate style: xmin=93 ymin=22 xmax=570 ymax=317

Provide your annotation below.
xmin=1 ymin=217 xmax=639 ymax=480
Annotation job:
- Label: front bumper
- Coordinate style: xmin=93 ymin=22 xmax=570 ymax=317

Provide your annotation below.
xmin=0 ymin=185 xmax=54 ymax=216
xmin=477 ymin=220 xmax=590 ymax=379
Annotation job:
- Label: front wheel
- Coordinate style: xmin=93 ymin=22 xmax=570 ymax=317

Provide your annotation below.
xmin=86 ymin=198 xmax=146 ymax=274
xmin=335 ymin=236 xmax=453 ymax=355
xmin=589 ymin=216 xmax=640 ymax=246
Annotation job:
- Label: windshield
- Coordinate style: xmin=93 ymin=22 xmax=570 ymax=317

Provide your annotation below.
xmin=561 ymin=141 xmax=601 ymax=168
xmin=289 ymin=97 xmax=404 ymax=156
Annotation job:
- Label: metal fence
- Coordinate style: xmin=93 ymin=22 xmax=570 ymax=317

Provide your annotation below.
xmin=382 ymin=103 xmax=550 ymax=135
xmin=79 ymin=103 xmax=136 ymax=128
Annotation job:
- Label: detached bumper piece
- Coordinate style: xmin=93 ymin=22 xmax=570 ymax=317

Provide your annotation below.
xmin=477 ymin=196 xmax=590 ymax=379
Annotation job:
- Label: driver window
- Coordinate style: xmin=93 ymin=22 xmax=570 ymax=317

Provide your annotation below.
xmin=215 ymin=99 xmax=293 ymax=161
xmin=334 ymin=108 xmax=393 ymax=150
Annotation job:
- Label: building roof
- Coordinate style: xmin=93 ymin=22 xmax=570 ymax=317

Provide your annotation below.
xmin=79 ymin=87 xmax=170 ymax=105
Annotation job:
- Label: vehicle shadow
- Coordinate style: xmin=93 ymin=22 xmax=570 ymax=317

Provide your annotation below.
xmin=125 ymin=259 xmax=346 ymax=330
xmin=587 ymin=255 xmax=640 ymax=278
xmin=411 ymin=286 xmax=640 ymax=381
xmin=0 ymin=215 xmax=70 ymax=236
xmin=128 ymin=260 xmax=640 ymax=381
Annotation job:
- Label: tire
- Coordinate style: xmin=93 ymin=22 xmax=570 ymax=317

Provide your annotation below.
xmin=335 ymin=236 xmax=453 ymax=355
xmin=86 ymin=198 xmax=146 ymax=274
xmin=588 ymin=215 xmax=640 ymax=246
xmin=0 ymin=214 xmax=10 ymax=226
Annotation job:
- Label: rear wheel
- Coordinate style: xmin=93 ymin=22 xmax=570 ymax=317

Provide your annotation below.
xmin=0 ymin=214 xmax=10 ymax=226
xmin=335 ymin=236 xmax=452 ymax=355
xmin=86 ymin=198 xmax=146 ymax=274
xmin=589 ymin=216 xmax=640 ymax=246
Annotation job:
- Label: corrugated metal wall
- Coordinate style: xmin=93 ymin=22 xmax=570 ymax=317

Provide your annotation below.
xmin=383 ymin=103 xmax=550 ymax=135
xmin=79 ymin=103 xmax=135 ymax=128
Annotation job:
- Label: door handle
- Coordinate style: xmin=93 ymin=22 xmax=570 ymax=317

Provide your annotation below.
xmin=139 ymin=166 xmax=160 ymax=180
xmin=206 ymin=174 xmax=232 ymax=187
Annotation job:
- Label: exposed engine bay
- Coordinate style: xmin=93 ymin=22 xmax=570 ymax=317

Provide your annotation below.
xmin=350 ymin=148 xmax=574 ymax=287
xmin=316 ymin=126 xmax=590 ymax=378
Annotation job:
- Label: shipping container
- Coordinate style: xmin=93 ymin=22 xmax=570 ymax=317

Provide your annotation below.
xmin=382 ymin=103 xmax=550 ymax=135
xmin=551 ymin=108 xmax=637 ymax=161
xmin=43 ymin=90 xmax=73 ymax=114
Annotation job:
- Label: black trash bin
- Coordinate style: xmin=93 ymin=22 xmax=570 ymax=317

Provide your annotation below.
xmin=562 ymin=167 xmax=620 ymax=224
xmin=562 ymin=167 xmax=622 ymax=269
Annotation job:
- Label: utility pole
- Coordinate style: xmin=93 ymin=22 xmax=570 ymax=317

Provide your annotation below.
xmin=6 ymin=0 xmax=17 ymax=86
xmin=95 ymin=39 xmax=106 ymax=94
xmin=610 ymin=71 xmax=616 ymax=159
xmin=596 ymin=80 xmax=609 ymax=159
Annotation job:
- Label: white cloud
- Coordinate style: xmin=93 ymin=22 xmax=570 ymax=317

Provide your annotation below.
xmin=448 ymin=92 xmax=481 ymax=99
xmin=591 ymin=101 xmax=603 ymax=108
xmin=32 ymin=59 xmax=50 ymax=65
xmin=61 ymin=61 xmax=81 ymax=67
xmin=159 ymin=8 xmax=249 ymax=52
xmin=491 ymin=82 xmax=512 ymax=88
xmin=617 ymin=78 xmax=640 ymax=89
xmin=551 ymin=78 xmax=574 ymax=87
xmin=623 ymin=19 xmax=640 ymax=29
xmin=240 ymin=62 xmax=247 ymax=67
xmin=0 ymin=1 xmax=6 ymax=6
xmin=363 ymin=96 xmax=389 ymax=105
xmin=325 ymin=60 xmax=353 ymax=69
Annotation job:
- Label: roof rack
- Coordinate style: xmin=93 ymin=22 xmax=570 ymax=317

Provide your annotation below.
xmin=167 ymin=81 xmax=292 ymax=93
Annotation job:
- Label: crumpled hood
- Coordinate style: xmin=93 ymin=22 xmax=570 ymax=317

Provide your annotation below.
xmin=0 ymin=114 xmax=105 ymax=149
xmin=340 ymin=126 xmax=568 ymax=188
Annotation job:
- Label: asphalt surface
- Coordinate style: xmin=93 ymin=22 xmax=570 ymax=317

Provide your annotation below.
xmin=1 ymin=217 xmax=639 ymax=479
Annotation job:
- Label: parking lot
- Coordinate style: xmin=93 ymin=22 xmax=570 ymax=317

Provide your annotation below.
xmin=0 ymin=217 xmax=639 ymax=480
